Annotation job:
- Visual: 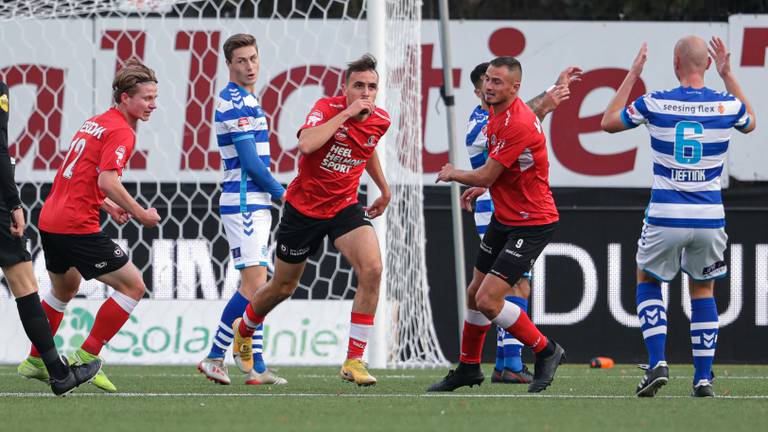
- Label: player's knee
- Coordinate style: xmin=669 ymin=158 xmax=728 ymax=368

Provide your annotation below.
xmin=274 ymin=279 xmax=297 ymax=299
xmin=359 ymin=260 xmax=383 ymax=285
xmin=474 ymin=291 xmax=499 ymax=318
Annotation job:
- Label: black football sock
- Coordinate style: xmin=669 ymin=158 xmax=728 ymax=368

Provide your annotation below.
xmin=536 ymin=339 xmax=556 ymax=358
xmin=456 ymin=362 xmax=481 ymax=373
xmin=16 ymin=292 xmax=68 ymax=380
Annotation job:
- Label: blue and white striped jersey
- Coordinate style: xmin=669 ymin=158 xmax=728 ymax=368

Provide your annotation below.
xmin=465 ymin=105 xmax=493 ymax=236
xmin=215 ymin=82 xmax=273 ymax=215
xmin=622 ymin=86 xmax=750 ymax=229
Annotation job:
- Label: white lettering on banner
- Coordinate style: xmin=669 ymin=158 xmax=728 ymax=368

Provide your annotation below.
xmin=681 ymin=244 xmax=742 ymax=327
xmin=152 ymin=240 xmax=175 ymax=299
xmin=0 ymin=300 xmax=353 ymax=365
xmin=532 ymin=243 xmax=598 ymax=325
xmin=176 ymin=240 xmax=218 ymax=300
xmin=1 ymin=241 xmax=765 ymax=327
xmin=758 ymin=245 xmax=768 ymax=326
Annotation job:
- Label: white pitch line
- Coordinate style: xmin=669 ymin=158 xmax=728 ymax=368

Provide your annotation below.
xmin=1 ymin=392 xmax=767 ymax=400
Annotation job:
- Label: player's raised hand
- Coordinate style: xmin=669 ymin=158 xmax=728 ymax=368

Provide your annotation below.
xmin=555 ymin=67 xmax=583 ymax=87
xmin=540 ymin=84 xmax=571 ymax=113
xmin=364 ymin=193 xmax=390 ymax=219
xmin=346 ymin=98 xmax=375 ymax=117
xmin=436 ymin=163 xmax=455 ymax=183
xmin=139 ymin=207 xmax=161 ymax=228
xmin=10 ymin=207 xmax=26 ymax=237
xmin=708 ymin=36 xmax=731 ymax=78
xmin=630 ymin=43 xmax=648 ymax=77
xmin=460 ymin=187 xmax=487 ymax=212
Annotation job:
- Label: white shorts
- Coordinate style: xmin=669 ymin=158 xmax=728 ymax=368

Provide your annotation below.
xmin=221 ymin=209 xmax=272 ymax=269
xmin=635 ymin=222 xmax=728 ymax=282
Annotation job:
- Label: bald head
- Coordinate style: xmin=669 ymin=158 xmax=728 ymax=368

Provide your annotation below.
xmin=674 ymin=36 xmax=710 ymax=73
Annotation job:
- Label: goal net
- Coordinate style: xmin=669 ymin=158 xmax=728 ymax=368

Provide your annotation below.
xmin=0 ymin=0 xmax=447 ymax=368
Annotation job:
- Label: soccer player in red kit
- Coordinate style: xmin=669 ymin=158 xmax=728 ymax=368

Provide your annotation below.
xmin=231 ymin=54 xmax=390 ymax=386
xmin=16 ymin=60 xmax=161 ymax=392
xmin=431 ymin=56 xmax=565 ymax=393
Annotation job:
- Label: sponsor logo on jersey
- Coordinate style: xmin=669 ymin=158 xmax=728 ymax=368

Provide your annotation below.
xmin=329 ymin=103 xmax=344 ymax=109
xmin=95 ymin=261 xmax=107 ymax=269
xmin=627 ymin=105 xmax=636 ymax=116
xmin=334 ymin=126 xmax=348 ymax=142
xmin=306 ymin=110 xmax=323 ymax=126
xmin=365 ymin=135 xmax=378 ymax=147
xmin=0 ymin=94 xmax=7 ymax=112
xmin=115 ymin=146 xmax=126 ymax=166
xmin=237 ymin=117 xmax=250 ymax=129
xmin=320 ymin=144 xmax=364 ymax=174
xmin=114 ymin=247 xmax=124 ymax=258
xmin=718 ymin=103 xmax=725 ymax=114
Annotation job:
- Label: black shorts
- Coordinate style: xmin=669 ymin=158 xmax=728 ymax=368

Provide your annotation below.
xmin=475 ymin=217 xmax=557 ymax=286
xmin=40 ymin=231 xmax=129 ymax=280
xmin=276 ymin=202 xmax=372 ymax=264
xmin=0 ymin=205 xmax=32 ymax=267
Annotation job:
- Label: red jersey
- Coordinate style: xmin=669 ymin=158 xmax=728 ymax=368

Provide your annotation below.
xmin=487 ymin=97 xmax=558 ymax=226
xmin=286 ymin=96 xmax=391 ymax=219
xmin=39 ymin=108 xmax=135 ymax=234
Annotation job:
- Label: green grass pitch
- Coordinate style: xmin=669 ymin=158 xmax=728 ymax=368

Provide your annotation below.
xmin=1 ymin=364 xmax=767 ymax=432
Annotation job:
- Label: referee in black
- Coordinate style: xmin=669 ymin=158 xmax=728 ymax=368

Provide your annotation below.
xmin=0 ymin=81 xmax=101 ymax=396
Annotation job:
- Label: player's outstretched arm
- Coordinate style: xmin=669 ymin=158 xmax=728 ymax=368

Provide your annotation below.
xmin=363 ymin=149 xmax=390 ymax=219
xmin=436 ymin=158 xmax=505 ymax=188
xmin=709 ymin=36 xmax=756 ymax=133
xmin=234 ymin=137 xmax=285 ymax=200
xmin=97 ymin=170 xmax=161 ymax=228
xmin=297 ymin=99 xmax=375 ymax=155
xmin=601 ymin=43 xmax=647 ymax=133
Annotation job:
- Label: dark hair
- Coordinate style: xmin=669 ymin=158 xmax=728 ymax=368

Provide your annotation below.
xmin=489 ymin=56 xmax=522 ymax=75
xmin=223 ymin=33 xmax=258 ymax=63
xmin=112 ymin=59 xmax=157 ymax=104
xmin=345 ymin=54 xmax=378 ymax=84
xmin=470 ymin=62 xmax=489 ymax=88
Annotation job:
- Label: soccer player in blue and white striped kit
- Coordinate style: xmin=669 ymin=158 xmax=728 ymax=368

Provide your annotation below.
xmin=602 ymin=36 xmax=755 ymax=397
xmin=197 ymin=34 xmax=287 ymax=386
xmin=463 ymin=62 xmax=581 ymax=384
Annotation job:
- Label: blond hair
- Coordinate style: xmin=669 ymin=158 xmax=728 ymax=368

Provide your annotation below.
xmin=112 ymin=59 xmax=158 ymax=104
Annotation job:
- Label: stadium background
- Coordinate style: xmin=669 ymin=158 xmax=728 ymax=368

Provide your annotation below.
xmin=0 ymin=0 xmax=767 ymax=367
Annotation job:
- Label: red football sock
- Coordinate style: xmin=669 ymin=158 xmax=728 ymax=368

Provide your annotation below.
xmin=459 ymin=321 xmax=491 ymax=364
xmin=347 ymin=312 xmax=374 ymax=360
xmin=30 ymin=300 xmax=64 ymax=358
xmin=506 ymin=311 xmax=548 ymax=353
xmin=238 ymin=303 xmax=264 ymax=338
xmin=81 ymin=298 xmax=130 ymax=356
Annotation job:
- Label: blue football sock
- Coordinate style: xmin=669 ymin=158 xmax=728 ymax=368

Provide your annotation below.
xmin=253 ymin=324 xmax=266 ymax=373
xmin=690 ymin=297 xmax=718 ymax=384
xmin=503 ymin=295 xmax=527 ymax=372
xmin=207 ymin=290 xmax=250 ymax=359
xmin=636 ymin=282 xmax=667 ymax=369
xmin=494 ymin=326 xmax=504 ymax=371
